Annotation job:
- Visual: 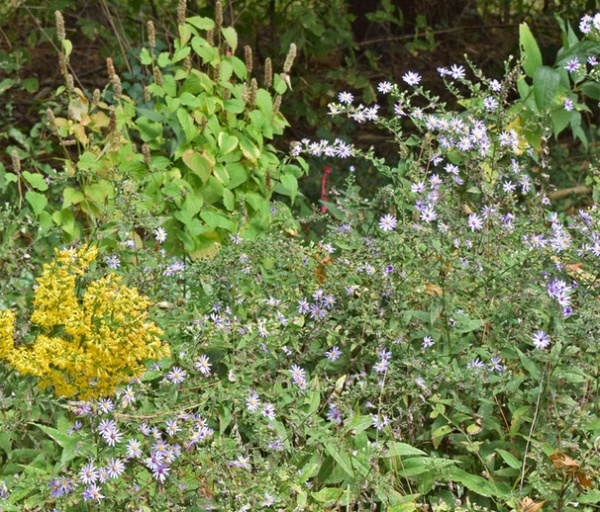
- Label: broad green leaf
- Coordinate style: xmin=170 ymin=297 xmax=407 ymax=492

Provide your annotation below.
xmin=384 ymin=442 xmax=427 ymax=457
xmin=218 ymin=132 xmax=239 ymax=155
xmin=22 ymin=171 xmax=48 ymax=191
xmin=186 ymin=16 xmax=215 ymax=31
xmin=157 ymin=51 xmax=172 ymax=68
xmin=63 ymin=187 xmax=84 ymax=208
xmin=581 ymin=81 xmax=600 ymax=101
xmin=182 ymin=149 xmax=211 ymax=183
xmin=32 ymin=423 xmax=80 ymax=465
xmin=519 ymin=23 xmax=542 ymax=78
xmin=178 ymin=23 xmax=192 ymax=46
xmin=172 ymin=45 xmax=191 ymax=63
xmin=448 ymin=467 xmax=509 ymax=498
xmin=191 ymin=36 xmax=218 ymax=64
xmin=213 ymin=163 xmax=230 ymax=186
xmin=25 ymin=190 xmax=47 ymax=216
xmin=62 ymin=39 xmax=73 ymax=59
xmin=139 ymin=47 xmax=152 ymax=65
xmin=278 ymin=173 xmax=298 ymax=203
xmin=200 ymin=210 xmax=236 ymax=232
xmin=311 ymin=487 xmax=344 ymax=504
xmin=221 ymin=26 xmax=238 ymax=53
xmin=226 ymin=162 xmax=248 ymax=188
xmin=532 ymin=66 xmax=560 ymax=111
xmin=517 ymin=348 xmax=540 ymax=379
xmin=177 ymin=108 xmax=198 ymax=143
xmin=551 ymin=107 xmax=572 ymax=138
xmin=222 ymin=188 xmax=235 ymax=210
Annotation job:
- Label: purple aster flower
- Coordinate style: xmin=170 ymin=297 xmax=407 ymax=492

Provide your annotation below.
xmin=326 ymin=346 xmax=342 ymax=361
xmin=532 ymin=330 xmax=550 ymax=349
xmin=167 ymin=366 xmax=186 ymax=384
xmin=402 ymin=71 xmax=421 ymax=85
xmin=564 ymin=58 xmax=580 ymax=73
xmin=379 ymin=213 xmax=398 ymax=232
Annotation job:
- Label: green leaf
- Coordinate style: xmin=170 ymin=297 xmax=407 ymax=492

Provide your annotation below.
xmin=496 ymin=449 xmax=521 ymax=469
xmin=517 ymin=348 xmax=540 ymax=379
xmin=191 ymin=36 xmax=218 ymax=64
xmin=551 ymin=107 xmax=572 ymax=138
xmin=221 ymin=26 xmax=238 ymax=53
xmin=200 ymin=210 xmax=236 ymax=232
xmin=173 ymin=45 xmax=191 ymax=63
xmin=140 ymin=47 xmax=152 ymax=65
xmin=177 ymin=108 xmax=198 ymax=143
xmin=519 ymin=23 xmax=542 ymax=78
xmin=62 ymin=39 xmax=73 ymax=59
xmin=533 ymin=66 xmax=560 ymax=111
xmin=213 ymin=163 xmax=230 ymax=186
xmin=325 ymin=443 xmax=354 ymax=478
xmin=186 ymin=16 xmax=215 ymax=31
xmin=25 ymin=190 xmax=47 ymax=216
xmin=182 ymin=149 xmax=212 ymax=183
xmin=22 ymin=171 xmax=48 ymax=191
xmin=63 ymin=187 xmax=84 ymax=208
xmin=311 ymin=487 xmax=345 ymax=504
xmin=22 ymin=77 xmax=38 ymax=93
xmin=384 ymin=442 xmax=427 ymax=457
xmin=222 ymin=188 xmax=235 ymax=210
xmin=218 ymin=132 xmax=239 ymax=155
xmin=277 ymin=173 xmax=298 ymax=203
xmin=448 ymin=467 xmax=508 ymax=498
xmin=581 ymin=81 xmax=600 ymax=101
xmin=32 ymin=423 xmax=80 ymax=466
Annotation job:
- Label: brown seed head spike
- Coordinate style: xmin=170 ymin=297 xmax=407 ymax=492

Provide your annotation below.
xmin=283 ymin=43 xmax=296 ymax=73
xmin=244 ymin=45 xmax=253 ymax=75
xmin=147 ymin=21 xmax=156 ymax=49
xmin=55 ymin=11 xmax=65 ymax=42
xmin=106 ymin=57 xmax=115 ymax=81
xmin=177 ymin=0 xmax=187 ymax=26
xmin=215 ymin=1 xmax=223 ymax=29
xmin=264 ymin=57 xmax=272 ymax=88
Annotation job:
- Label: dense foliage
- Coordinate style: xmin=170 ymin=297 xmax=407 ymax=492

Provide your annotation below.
xmin=2 ymin=1 xmax=600 ymax=511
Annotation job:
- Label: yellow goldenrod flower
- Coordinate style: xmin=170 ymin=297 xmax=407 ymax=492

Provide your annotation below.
xmin=0 ymin=245 xmax=169 ymax=399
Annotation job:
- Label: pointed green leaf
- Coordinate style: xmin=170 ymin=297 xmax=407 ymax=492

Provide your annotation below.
xmin=519 ymin=23 xmax=542 ymax=78
xmin=221 ymin=26 xmax=238 ymax=53
xmin=182 ymin=149 xmax=211 ymax=183
xmin=22 ymin=171 xmax=48 ymax=191
xmin=25 ymin=190 xmax=47 ymax=216
xmin=533 ymin=66 xmax=560 ymax=111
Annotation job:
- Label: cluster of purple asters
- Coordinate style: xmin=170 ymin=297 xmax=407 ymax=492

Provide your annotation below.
xmin=297 ymin=288 xmax=336 ymax=320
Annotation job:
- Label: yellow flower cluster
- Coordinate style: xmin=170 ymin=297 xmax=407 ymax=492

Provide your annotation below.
xmin=0 ymin=246 xmax=170 ymax=399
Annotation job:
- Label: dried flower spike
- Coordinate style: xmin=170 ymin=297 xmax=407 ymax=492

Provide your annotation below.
xmin=143 ymin=86 xmax=151 ymax=103
xmin=46 ymin=109 xmax=58 ymax=134
xmin=112 ymin=75 xmax=122 ymax=100
xmin=142 ymin=144 xmax=151 ymax=165
xmin=55 ymin=11 xmax=65 ymax=42
xmin=92 ymin=89 xmax=100 ymax=108
xmin=244 ymin=45 xmax=253 ymax=75
xmin=66 ymin=74 xmax=74 ymax=93
xmin=283 ymin=43 xmax=296 ymax=73
xmin=264 ymin=57 xmax=272 ymax=88
xmin=177 ymin=0 xmax=186 ymax=26
xmin=11 ymin=150 xmax=21 ymax=174
xmin=273 ymin=95 xmax=282 ymax=114
xmin=215 ymin=1 xmax=223 ymax=29
xmin=147 ymin=20 xmax=156 ymax=49
xmin=106 ymin=57 xmax=115 ymax=81
xmin=153 ymin=67 xmax=164 ymax=86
